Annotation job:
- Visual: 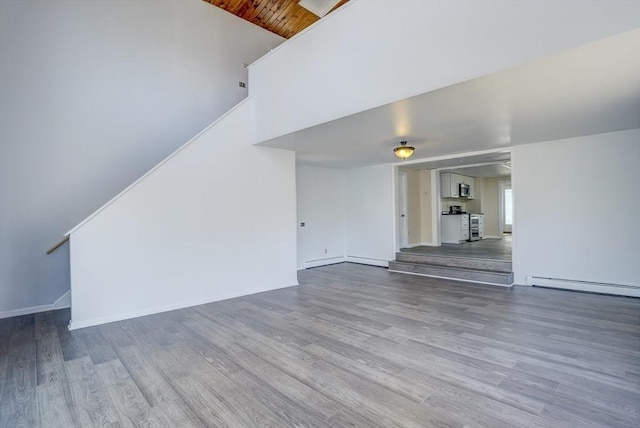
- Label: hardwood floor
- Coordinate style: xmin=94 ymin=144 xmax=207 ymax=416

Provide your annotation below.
xmin=401 ymin=235 xmax=512 ymax=261
xmin=1 ymin=263 xmax=639 ymax=427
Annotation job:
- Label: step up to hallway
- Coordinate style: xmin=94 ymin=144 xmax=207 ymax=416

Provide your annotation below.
xmin=395 ymin=252 xmax=512 ymax=272
xmin=388 ymin=252 xmax=514 ymax=286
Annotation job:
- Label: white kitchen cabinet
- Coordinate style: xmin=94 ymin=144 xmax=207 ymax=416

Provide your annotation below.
xmin=440 ymin=172 xmax=459 ymax=198
xmin=441 ymin=214 xmax=469 ymax=244
xmin=467 ymin=178 xmax=475 ymax=199
xmin=440 ymin=172 xmax=475 ymax=199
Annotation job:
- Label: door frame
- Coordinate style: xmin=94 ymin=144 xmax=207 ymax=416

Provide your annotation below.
xmin=390 ymin=147 xmax=514 ymax=253
xmin=397 ymin=171 xmax=409 ymax=249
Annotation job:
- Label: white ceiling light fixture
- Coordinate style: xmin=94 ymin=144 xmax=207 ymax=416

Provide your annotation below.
xmin=393 ymin=141 xmax=415 ymax=160
xmin=299 ymin=0 xmax=342 ymax=17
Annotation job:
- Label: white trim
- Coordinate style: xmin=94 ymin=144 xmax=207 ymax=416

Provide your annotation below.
xmin=68 ymin=281 xmax=300 ymax=330
xmin=303 ymin=256 xmax=346 ymax=269
xmin=66 ymin=98 xmax=252 ymax=236
xmin=0 ymin=289 xmax=71 ymax=319
xmin=345 ymin=256 xmax=389 ymax=268
xmin=388 ymin=269 xmax=513 ymax=287
xmin=403 ymin=242 xmax=438 ymax=248
xmin=0 ymin=304 xmax=57 ymax=319
xmin=498 ymin=180 xmax=512 ymax=235
xmin=391 ymin=166 xmax=399 ymax=253
xmin=247 ymin=0 xmax=358 ymax=69
xmin=439 ymin=160 xmax=511 ymax=172
xmin=431 ymin=169 xmax=440 ymax=246
xmin=54 ymin=290 xmax=71 ymax=309
xmin=510 ymin=149 xmax=519 ymax=286
xmin=398 ymin=171 xmax=408 ymax=250
xmin=391 ymin=147 xmax=511 ymax=168
xmin=299 ymin=0 xmax=342 ymax=17
xmin=526 ymin=276 xmax=640 ymax=297
xmin=483 ymin=235 xmax=503 ymax=239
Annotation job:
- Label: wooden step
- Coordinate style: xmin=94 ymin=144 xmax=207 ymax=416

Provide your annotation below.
xmin=388 ymin=261 xmax=514 ymax=286
xmin=395 ymin=252 xmax=512 ymax=272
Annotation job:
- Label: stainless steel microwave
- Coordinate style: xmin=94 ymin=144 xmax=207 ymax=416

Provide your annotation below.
xmin=459 ymin=183 xmax=470 ymax=197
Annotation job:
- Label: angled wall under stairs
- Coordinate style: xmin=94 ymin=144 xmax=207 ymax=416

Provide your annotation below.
xmin=67 ymin=99 xmax=298 ymax=329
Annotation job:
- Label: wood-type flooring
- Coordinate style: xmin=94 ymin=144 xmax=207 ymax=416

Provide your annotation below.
xmin=401 ymin=235 xmax=512 ymax=261
xmin=1 ymin=263 xmax=639 ymax=427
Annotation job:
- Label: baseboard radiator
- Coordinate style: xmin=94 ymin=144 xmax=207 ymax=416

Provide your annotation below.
xmin=526 ymin=276 xmax=640 ymax=297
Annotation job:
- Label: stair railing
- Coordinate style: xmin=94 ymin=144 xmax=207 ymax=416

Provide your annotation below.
xmin=47 ymin=236 xmax=69 ymax=254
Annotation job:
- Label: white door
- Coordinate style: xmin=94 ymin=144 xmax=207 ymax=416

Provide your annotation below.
xmin=499 ymin=181 xmax=513 ymax=234
xmin=398 ymin=172 xmax=409 ymax=249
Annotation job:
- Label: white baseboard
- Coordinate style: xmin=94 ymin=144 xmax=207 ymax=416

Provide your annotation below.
xmin=404 ymin=243 xmax=421 ymax=248
xmin=54 ymin=290 xmax=71 ymax=309
xmin=483 ymin=235 xmax=502 ymax=239
xmin=345 ymin=256 xmax=389 ymax=268
xmin=404 ymin=242 xmax=438 ymax=248
xmin=0 ymin=288 xmax=71 ymax=320
xmin=303 ymin=256 xmax=346 ymax=269
xmin=68 ymin=281 xmax=299 ymax=330
xmin=302 ymin=255 xmax=390 ymax=269
xmin=526 ymin=276 xmax=640 ymax=297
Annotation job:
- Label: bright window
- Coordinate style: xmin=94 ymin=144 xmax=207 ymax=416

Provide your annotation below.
xmin=504 ymin=188 xmax=513 ymax=225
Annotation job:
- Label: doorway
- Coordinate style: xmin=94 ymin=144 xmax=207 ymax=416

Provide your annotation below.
xmin=499 ymin=180 xmax=512 ymax=234
xmin=393 ymin=152 xmax=513 ymax=259
xmin=390 ymin=153 xmax=515 ymax=286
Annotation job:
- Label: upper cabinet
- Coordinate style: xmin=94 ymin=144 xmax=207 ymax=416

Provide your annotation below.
xmin=441 ymin=172 xmax=475 ymax=199
xmin=441 ymin=172 xmax=459 ymax=198
xmin=467 ymin=177 xmax=475 ymax=200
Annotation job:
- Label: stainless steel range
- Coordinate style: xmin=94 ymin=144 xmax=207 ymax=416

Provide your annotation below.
xmin=469 ymin=214 xmax=484 ymax=241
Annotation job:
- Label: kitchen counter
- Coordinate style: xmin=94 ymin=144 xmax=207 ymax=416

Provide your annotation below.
xmin=441 ymin=214 xmax=469 ymax=243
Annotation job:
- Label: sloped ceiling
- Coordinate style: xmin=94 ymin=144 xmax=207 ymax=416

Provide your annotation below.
xmin=204 ymin=0 xmax=349 ymax=39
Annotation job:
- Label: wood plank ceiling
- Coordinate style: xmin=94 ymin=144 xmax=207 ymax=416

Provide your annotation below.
xmin=204 ymin=0 xmax=349 ymax=39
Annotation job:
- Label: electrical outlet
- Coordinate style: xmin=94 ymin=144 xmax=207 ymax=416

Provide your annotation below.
xmin=239 ymin=81 xmax=246 ymax=88
xmin=300 ymin=222 xmax=305 ymax=227
xmin=324 ymin=249 xmax=328 ymax=254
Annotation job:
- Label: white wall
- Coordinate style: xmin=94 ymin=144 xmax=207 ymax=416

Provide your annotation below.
xmin=69 ymin=100 xmax=297 ymax=329
xmin=466 ymin=178 xmax=482 ymax=214
xmin=296 ymin=163 xmax=397 ymax=269
xmin=482 ymin=178 xmax=501 ymax=237
xmin=419 ymin=170 xmax=434 ymax=244
xmin=0 ymin=0 xmax=284 ymax=315
xmin=249 ymin=0 xmax=639 ymax=143
xmin=512 ymin=129 xmax=640 ymax=288
xmin=345 ymin=164 xmax=395 ymax=266
xmin=296 ymin=165 xmax=346 ymax=269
